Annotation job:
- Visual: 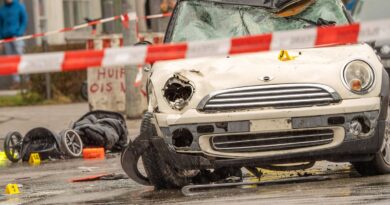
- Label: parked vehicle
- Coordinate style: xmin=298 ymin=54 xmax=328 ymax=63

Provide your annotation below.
xmin=122 ymin=0 xmax=390 ymax=189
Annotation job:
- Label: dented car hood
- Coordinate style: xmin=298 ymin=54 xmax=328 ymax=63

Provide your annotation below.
xmin=150 ymin=44 xmax=384 ymax=113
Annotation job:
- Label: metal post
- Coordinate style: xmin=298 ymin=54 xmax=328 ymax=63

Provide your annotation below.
xmin=43 ymin=39 xmax=51 ymax=100
xmin=122 ymin=0 xmax=144 ymax=118
xmin=40 ymin=19 xmax=51 ymax=100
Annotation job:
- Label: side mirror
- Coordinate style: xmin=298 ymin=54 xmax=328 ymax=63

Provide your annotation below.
xmin=143 ymin=64 xmax=152 ymax=73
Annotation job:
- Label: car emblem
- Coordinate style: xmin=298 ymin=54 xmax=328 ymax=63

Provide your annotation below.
xmin=258 ymin=76 xmax=274 ymax=82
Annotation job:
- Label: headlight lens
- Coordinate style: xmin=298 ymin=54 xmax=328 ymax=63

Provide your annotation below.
xmin=343 ymin=60 xmax=374 ymax=94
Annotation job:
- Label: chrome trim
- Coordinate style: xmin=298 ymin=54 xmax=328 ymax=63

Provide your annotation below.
xmin=205 ymin=98 xmax=335 ymax=109
xmin=209 ymin=93 xmax=330 ymax=103
xmin=341 ymin=60 xmax=376 ymax=95
xmin=197 ymin=84 xmax=341 ymax=111
xmin=217 ymin=88 xmax=321 ymax=98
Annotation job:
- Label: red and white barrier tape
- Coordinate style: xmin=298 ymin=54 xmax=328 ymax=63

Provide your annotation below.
xmin=0 ymin=18 xmax=389 ymax=76
xmin=0 ymin=12 xmax=172 ymax=44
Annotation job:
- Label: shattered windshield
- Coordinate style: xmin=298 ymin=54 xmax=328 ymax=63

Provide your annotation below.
xmin=169 ymin=0 xmax=349 ymax=43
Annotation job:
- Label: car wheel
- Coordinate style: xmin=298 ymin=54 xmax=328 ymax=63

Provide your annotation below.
xmin=4 ymin=132 xmax=23 ymax=163
xmin=60 ymin=130 xmax=83 ymax=158
xmin=141 ymin=112 xmax=193 ymax=189
xmin=353 ymin=113 xmax=390 ymax=176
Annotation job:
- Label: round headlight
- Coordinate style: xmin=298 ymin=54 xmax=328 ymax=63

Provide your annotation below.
xmin=343 ymin=60 xmax=374 ymax=94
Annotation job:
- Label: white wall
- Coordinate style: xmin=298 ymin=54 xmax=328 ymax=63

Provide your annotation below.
xmin=45 ymin=0 xmax=65 ymax=45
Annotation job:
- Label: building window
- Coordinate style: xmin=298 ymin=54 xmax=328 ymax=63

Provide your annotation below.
xmin=63 ymin=0 xmax=91 ymax=27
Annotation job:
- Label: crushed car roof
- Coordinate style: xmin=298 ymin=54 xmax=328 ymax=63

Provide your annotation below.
xmin=179 ymin=0 xmax=311 ymax=11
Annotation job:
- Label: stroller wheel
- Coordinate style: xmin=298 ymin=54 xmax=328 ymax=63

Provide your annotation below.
xmin=4 ymin=132 xmax=22 ymax=163
xmin=60 ymin=130 xmax=83 ymax=158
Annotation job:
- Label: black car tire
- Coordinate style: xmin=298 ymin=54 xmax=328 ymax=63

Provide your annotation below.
xmin=141 ymin=112 xmax=192 ymax=189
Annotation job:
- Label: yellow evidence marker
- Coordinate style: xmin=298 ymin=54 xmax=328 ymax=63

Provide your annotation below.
xmin=278 ymin=50 xmax=297 ymax=61
xmin=29 ymin=153 xmax=41 ymax=165
xmin=5 ymin=184 xmax=20 ymax=195
xmin=0 ymin=152 xmax=7 ymax=161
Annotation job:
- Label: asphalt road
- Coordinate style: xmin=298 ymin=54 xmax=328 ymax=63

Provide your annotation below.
xmin=1 ymin=104 xmax=390 ymax=205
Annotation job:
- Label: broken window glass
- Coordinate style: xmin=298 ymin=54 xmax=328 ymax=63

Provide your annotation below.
xmin=170 ymin=0 xmax=349 ymax=43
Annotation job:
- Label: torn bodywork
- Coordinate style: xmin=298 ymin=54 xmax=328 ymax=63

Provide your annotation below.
xmin=163 ymin=74 xmax=195 ymax=111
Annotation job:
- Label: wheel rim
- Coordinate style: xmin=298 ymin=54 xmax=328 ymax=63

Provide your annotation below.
xmin=64 ymin=130 xmax=83 ymax=156
xmin=382 ymin=123 xmax=390 ymax=165
xmin=5 ymin=133 xmax=22 ymax=161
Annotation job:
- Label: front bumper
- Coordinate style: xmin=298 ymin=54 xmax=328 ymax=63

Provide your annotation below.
xmin=147 ymin=111 xmax=386 ymax=170
xmin=155 ymin=97 xmax=381 ymax=156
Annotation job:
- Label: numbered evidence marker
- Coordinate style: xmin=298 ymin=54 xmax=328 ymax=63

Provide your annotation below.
xmin=29 ymin=153 xmax=41 ymax=165
xmin=5 ymin=184 xmax=20 ymax=195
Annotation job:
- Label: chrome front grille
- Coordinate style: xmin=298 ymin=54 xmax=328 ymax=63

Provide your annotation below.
xmin=197 ymin=84 xmax=341 ymax=112
xmin=211 ymin=129 xmax=334 ymax=153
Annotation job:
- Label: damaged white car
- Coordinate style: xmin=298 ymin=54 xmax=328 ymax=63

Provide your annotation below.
xmin=122 ymin=0 xmax=390 ymax=189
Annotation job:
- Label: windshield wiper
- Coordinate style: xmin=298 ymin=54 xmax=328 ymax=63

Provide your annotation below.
xmin=286 ymin=16 xmax=336 ymax=26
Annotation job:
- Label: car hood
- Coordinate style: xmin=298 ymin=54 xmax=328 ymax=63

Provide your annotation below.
xmin=150 ymin=43 xmax=384 ymax=112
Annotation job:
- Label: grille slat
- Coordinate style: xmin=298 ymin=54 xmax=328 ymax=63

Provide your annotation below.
xmin=198 ymin=84 xmax=341 ymax=111
xmin=205 ymin=98 xmax=335 ymax=109
xmin=213 ymin=133 xmax=332 ymax=146
xmin=209 ymin=92 xmax=332 ymax=103
xmin=218 ymin=88 xmax=322 ymax=98
xmin=211 ymin=129 xmax=334 ymax=153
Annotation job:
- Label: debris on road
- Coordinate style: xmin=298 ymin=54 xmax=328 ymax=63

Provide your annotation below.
xmin=78 ymin=166 xmax=99 ymax=173
xmin=83 ymin=148 xmax=105 ymax=160
xmin=71 ymin=173 xmax=128 ymax=183
xmin=2 ymin=111 xmax=128 ymax=164
xmin=181 ymin=176 xmax=331 ymax=197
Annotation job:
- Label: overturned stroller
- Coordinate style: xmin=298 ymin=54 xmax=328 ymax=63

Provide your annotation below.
xmin=3 ymin=111 xmax=129 ymax=163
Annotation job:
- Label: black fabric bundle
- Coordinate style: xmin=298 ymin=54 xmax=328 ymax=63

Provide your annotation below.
xmin=72 ymin=111 xmax=129 ymax=152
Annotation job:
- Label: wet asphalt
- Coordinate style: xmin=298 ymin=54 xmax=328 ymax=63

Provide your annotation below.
xmin=1 ymin=156 xmax=390 ymax=205
xmin=1 ymin=104 xmax=390 ymax=205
